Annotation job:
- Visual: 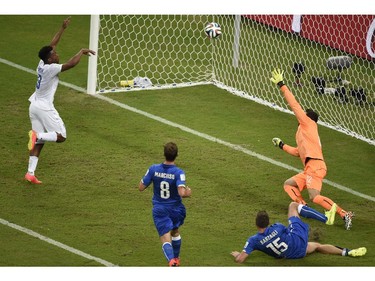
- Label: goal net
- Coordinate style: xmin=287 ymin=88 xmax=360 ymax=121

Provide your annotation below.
xmin=88 ymin=15 xmax=375 ymax=145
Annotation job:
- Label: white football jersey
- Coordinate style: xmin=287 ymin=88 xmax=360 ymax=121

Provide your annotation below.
xmin=28 ymin=60 xmax=62 ymax=110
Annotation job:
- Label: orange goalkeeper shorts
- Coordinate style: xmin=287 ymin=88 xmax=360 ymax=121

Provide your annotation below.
xmin=292 ymin=159 xmax=327 ymax=192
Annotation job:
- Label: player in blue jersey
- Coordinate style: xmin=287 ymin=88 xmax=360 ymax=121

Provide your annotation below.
xmin=231 ymin=202 xmax=366 ymax=263
xmin=139 ymin=142 xmax=192 ymax=266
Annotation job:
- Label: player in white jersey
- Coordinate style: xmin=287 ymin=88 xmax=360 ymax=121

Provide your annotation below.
xmin=25 ymin=17 xmax=95 ymax=184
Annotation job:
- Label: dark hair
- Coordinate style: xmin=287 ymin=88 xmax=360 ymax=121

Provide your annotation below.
xmin=306 ymin=108 xmax=319 ymax=123
xmin=38 ymin=46 xmax=53 ymax=63
xmin=256 ymin=211 xmax=269 ymax=228
xmin=164 ymin=142 xmax=178 ymax=162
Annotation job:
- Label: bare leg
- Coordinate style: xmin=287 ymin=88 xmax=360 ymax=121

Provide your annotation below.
xmin=30 ymin=143 xmax=44 ymax=157
xmin=307 ymin=242 xmax=342 ymax=255
xmin=287 ymin=202 xmax=300 ymax=218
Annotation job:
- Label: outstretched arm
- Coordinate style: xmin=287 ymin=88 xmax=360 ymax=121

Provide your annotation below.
xmin=231 ymin=251 xmax=249 ymax=263
xmin=270 ymin=69 xmax=310 ymax=125
xmin=50 ymin=17 xmax=71 ymax=48
xmin=272 ymin=137 xmax=299 ymax=157
xmin=280 ymin=85 xmax=310 ymax=125
xmin=283 ymin=144 xmax=299 ymax=157
xmin=61 ymin=49 xmax=96 ymax=72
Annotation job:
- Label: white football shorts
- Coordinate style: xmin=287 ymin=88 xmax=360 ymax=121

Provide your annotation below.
xmin=29 ymin=103 xmax=67 ymax=140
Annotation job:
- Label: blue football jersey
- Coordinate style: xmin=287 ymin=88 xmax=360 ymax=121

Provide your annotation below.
xmin=243 ymin=218 xmax=309 ymax=259
xmin=141 ymin=163 xmax=186 ymax=205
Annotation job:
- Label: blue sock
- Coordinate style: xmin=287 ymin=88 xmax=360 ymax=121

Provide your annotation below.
xmin=162 ymin=242 xmax=174 ymax=262
xmin=299 ymin=205 xmax=327 ymax=223
xmin=172 ymin=235 xmax=182 ymax=258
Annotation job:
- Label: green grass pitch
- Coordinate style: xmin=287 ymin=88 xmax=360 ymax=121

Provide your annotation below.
xmin=0 ymin=15 xmax=374 ymax=270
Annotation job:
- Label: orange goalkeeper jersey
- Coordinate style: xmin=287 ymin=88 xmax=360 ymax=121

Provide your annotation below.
xmin=280 ymin=85 xmax=324 ymax=166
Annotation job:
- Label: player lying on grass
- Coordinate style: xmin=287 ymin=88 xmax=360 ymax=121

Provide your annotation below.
xmin=270 ymin=69 xmax=354 ymax=230
xmin=231 ymin=202 xmax=366 ymax=263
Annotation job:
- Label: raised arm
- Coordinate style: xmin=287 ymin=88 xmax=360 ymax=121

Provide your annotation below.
xmin=50 ymin=17 xmax=71 ymax=48
xmin=280 ymin=85 xmax=310 ymax=125
xmin=270 ymin=69 xmax=310 ymax=125
xmin=61 ymin=48 xmax=96 ymax=72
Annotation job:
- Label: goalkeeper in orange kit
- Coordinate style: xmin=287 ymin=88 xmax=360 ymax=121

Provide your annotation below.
xmin=270 ymin=69 xmax=354 ymax=230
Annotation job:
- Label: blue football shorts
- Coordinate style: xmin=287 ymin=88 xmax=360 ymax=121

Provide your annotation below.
xmin=284 ymin=216 xmax=309 ymax=259
xmin=152 ymin=203 xmax=186 ymax=236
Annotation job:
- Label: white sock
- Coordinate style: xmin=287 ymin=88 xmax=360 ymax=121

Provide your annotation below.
xmin=342 ymin=248 xmax=349 ymax=256
xmin=37 ymin=132 xmax=57 ymax=142
xmin=28 ymin=156 xmax=39 ymax=175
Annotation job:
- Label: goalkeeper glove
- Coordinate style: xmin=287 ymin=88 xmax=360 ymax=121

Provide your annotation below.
xmin=272 ymin=137 xmax=284 ymax=149
xmin=270 ymin=69 xmax=285 ymax=88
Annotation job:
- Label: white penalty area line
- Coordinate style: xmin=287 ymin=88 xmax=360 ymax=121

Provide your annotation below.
xmin=0 ymin=218 xmax=116 ymax=266
xmin=2 ymin=57 xmax=374 ymax=203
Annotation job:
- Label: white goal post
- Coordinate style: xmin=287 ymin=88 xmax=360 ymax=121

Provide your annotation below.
xmin=88 ymin=15 xmax=375 ymax=145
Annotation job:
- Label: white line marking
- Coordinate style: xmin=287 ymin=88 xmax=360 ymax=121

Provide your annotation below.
xmin=94 ymin=94 xmax=375 ymax=202
xmin=2 ymin=57 xmax=374 ymax=203
xmin=0 ymin=58 xmax=87 ymax=92
xmin=0 ymin=218 xmax=116 ymax=266
xmin=1 ymin=56 xmax=374 ymax=264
